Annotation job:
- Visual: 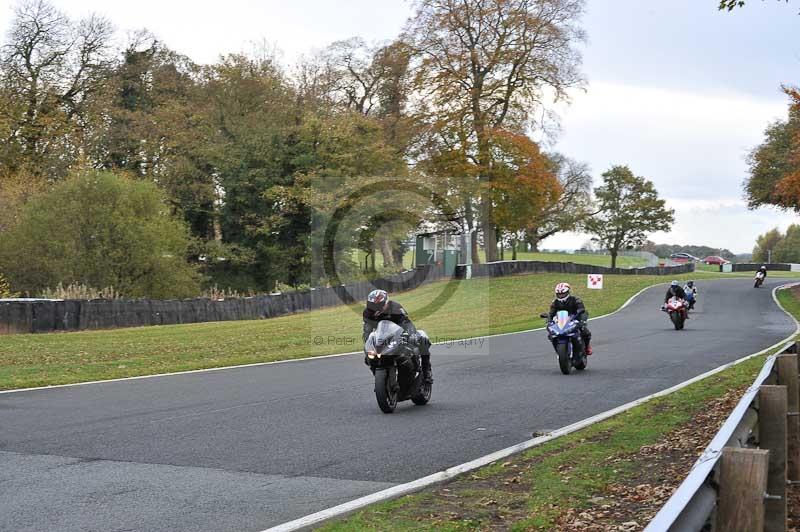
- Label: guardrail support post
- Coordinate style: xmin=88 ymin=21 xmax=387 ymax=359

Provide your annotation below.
xmin=777 ymin=354 xmax=800 ymax=481
xmin=760 ymin=385 xmax=788 ymax=532
xmin=718 ymin=447 xmax=770 ymax=532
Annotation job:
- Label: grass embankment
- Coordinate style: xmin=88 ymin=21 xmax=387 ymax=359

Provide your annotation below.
xmin=0 ymin=269 xmax=794 ymax=390
xmin=403 ymin=251 xmax=648 ymax=270
xmin=320 ymin=286 xmax=800 ymax=531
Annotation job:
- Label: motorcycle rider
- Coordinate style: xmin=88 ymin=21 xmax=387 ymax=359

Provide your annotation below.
xmin=363 ymin=289 xmax=433 ymax=383
xmin=663 ymin=280 xmax=689 ymax=319
xmin=683 ymin=280 xmax=698 ymax=310
xmin=547 ymin=282 xmax=593 ymax=355
xmin=757 ymin=265 xmax=768 ymax=278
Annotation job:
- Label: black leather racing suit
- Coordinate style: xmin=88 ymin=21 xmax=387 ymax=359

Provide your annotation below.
xmin=363 ymin=301 xmax=432 ymax=377
xmin=548 ymin=295 xmax=591 ymax=349
xmin=664 ymin=285 xmax=687 ymax=303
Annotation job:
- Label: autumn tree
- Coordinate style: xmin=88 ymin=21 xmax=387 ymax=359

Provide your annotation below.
xmin=87 ymin=34 xmax=219 ymax=240
xmin=0 ymin=0 xmax=113 ymax=180
xmin=584 ymin=165 xmax=675 ymax=269
xmin=523 ymin=153 xmax=593 ymax=251
xmin=745 ymin=87 xmax=800 ymax=211
xmin=752 ymin=227 xmax=784 ymax=262
xmin=774 ymin=224 xmax=800 ymax=262
xmin=405 ymin=0 xmax=585 ymax=262
xmin=487 ymin=130 xmax=561 ymax=258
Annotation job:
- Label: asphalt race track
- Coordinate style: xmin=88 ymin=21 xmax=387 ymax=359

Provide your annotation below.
xmin=0 ymin=278 xmax=795 ymax=532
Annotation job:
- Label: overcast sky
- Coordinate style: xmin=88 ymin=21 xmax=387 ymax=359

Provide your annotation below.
xmin=1 ymin=0 xmax=797 ymax=253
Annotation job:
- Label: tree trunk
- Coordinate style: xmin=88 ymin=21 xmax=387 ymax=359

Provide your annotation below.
xmin=611 ymin=249 xmax=618 ymax=269
xmin=379 ymin=238 xmax=393 ymax=268
xmin=528 ymin=235 xmax=540 ymax=252
xmin=464 ymin=199 xmax=480 ymax=265
xmin=469 ymin=231 xmax=481 ymax=264
xmin=473 ymin=86 xmax=497 ymax=263
xmin=498 ymin=228 xmax=504 ymax=260
xmin=512 ymin=238 xmax=517 ymax=260
xmin=481 ymin=198 xmax=498 ymax=262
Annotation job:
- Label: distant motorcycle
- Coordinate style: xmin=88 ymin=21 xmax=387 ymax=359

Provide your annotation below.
xmin=662 ymin=297 xmax=687 ymax=330
xmin=364 ymin=320 xmax=431 ymax=413
xmin=684 ymin=290 xmax=696 ymax=311
xmin=539 ymin=310 xmax=587 ymax=375
xmin=754 ymin=271 xmax=765 ymax=288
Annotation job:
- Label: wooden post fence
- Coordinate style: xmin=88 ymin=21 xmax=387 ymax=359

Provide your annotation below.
xmin=760 ymin=385 xmax=788 ymax=532
xmin=717 ymin=447 xmax=770 ymax=531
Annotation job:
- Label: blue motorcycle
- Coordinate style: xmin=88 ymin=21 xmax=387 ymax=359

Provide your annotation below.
xmin=684 ymin=291 xmax=696 ymax=310
xmin=539 ymin=310 xmax=587 ymax=375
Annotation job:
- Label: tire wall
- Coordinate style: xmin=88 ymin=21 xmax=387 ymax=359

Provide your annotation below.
xmin=0 ymin=262 xmax=692 ymax=335
xmin=454 ymin=260 xmax=695 ymax=279
xmin=0 ymin=265 xmax=447 ymax=335
xmin=730 ymin=263 xmax=791 ymax=272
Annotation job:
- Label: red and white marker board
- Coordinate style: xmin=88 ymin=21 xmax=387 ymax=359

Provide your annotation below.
xmin=588 ymin=274 xmax=604 ymax=289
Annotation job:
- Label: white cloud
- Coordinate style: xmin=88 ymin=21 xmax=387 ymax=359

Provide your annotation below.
xmin=546 ymin=81 xmax=795 ymax=254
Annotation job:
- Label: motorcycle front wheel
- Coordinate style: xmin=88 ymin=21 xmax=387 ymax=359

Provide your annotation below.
xmin=670 ymin=312 xmax=682 ymax=330
xmin=556 ymin=342 xmax=572 ymax=375
xmin=374 ymin=368 xmax=398 ymax=413
xmin=411 ymin=375 xmax=432 ymax=405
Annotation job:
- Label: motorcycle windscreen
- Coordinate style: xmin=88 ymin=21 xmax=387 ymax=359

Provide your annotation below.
xmin=373 ymin=320 xmax=403 ymax=354
xmin=555 ymin=310 xmax=570 ymax=330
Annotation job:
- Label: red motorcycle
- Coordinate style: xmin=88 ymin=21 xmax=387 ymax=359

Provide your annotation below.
xmin=662 ymin=297 xmax=687 ymax=330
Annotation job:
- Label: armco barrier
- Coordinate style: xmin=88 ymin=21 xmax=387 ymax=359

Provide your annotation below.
xmin=645 ymin=341 xmax=799 ymax=531
xmin=0 ymin=265 xmax=447 ymax=335
xmin=455 ymin=260 xmax=695 ymax=279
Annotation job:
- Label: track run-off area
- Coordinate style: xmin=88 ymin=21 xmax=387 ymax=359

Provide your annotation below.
xmin=0 ymin=278 xmax=795 ymax=531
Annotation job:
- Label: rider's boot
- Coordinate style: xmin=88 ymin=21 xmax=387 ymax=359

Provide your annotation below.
xmin=585 ymin=343 xmax=593 ymax=356
xmin=421 ymin=355 xmax=433 ymax=384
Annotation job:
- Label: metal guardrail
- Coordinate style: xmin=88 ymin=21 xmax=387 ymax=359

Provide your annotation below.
xmin=645 ymin=341 xmax=797 ymax=531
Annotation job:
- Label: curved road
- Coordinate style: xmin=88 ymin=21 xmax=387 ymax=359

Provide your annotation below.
xmin=0 ymin=278 xmax=795 ymax=531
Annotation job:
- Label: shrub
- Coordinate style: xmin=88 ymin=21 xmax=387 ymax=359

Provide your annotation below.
xmin=0 ymin=170 xmax=202 ymax=299
xmin=0 ymin=272 xmax=14 ymax=298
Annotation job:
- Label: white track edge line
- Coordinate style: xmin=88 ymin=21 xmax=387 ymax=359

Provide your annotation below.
xmin=0 ymin=276 xmax=773 ymax=395
xmin=262 ymin=281 xmax=800 ymax=532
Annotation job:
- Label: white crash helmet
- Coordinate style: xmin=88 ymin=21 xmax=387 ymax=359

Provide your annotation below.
xmin=555 ymin=282 xmax=571 ymax=302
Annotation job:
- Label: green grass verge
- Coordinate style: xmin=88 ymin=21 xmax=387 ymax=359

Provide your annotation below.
xmin=319 ymin=287 xmax=800 ymax=532
xmin=777 ymin=284 xmax=800 ymax=317
xmin=0 ymin=270 xmax=795 ymax=391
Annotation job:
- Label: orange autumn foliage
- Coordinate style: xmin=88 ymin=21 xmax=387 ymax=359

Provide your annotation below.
xmin=486 ymin=129 xmax=562 ymax=233
xmin=773 ymin=88 xmax=800 ymax=206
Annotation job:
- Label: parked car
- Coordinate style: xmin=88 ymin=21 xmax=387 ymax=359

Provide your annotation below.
xmin=703 ymin=255 xmax=730 ymax=265
xmin=669 ymin=252 xmax=701 ymax=263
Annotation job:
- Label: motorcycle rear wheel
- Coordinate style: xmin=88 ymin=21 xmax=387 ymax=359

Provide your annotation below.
xmin=556 ymin=343 xmax=572 ymax=375
xmin=374 ymin=368 xmax=398 ymax=413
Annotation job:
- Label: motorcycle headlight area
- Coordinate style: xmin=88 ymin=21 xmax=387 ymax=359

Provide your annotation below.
xmin=383 ymin=340 xmax=399 ymax=354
